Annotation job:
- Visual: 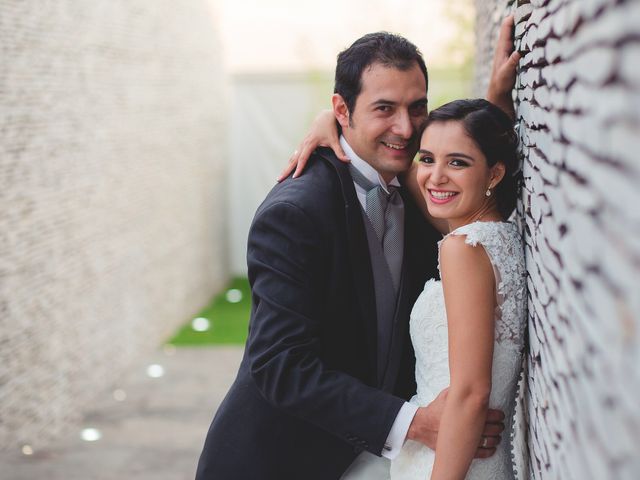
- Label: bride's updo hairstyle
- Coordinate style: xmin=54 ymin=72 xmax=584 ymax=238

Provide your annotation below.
xmin=424 ymin=98 xmax=519 ymax=220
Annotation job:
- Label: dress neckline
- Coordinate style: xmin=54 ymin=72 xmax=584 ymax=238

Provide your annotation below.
xmin=441 ymin=219 xmax=513 ymax=241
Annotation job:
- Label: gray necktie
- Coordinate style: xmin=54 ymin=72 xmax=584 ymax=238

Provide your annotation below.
xmin=349 ymin=165 xmax=404 ymax=291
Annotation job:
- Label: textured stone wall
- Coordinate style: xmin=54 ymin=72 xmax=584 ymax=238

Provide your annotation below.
xmin=475 ymin=0 xmax=640 ymax=478
xmin=0 ymin=1 xmax=228 ymax=450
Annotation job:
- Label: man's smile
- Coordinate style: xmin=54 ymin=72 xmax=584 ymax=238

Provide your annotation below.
xmin=381 ymin=140 xmax=409 ymax=150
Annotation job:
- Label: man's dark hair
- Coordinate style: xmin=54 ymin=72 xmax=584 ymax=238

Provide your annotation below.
xmin=334 ymin=32 xmax=428 ymax=114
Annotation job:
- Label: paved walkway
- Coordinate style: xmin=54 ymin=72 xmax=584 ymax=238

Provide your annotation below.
xmin=2 ymin=346 xmax=244 ymax=480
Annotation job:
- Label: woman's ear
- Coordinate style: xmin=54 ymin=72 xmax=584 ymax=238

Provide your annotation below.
xmin=490 ymin=162 xmax=506 ymax=188
xmin=332 ymin=94 xmax=351 ymax=129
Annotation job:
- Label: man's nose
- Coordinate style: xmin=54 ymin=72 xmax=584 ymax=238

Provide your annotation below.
xmin=392 ymin=111 xmax=414 ymax=139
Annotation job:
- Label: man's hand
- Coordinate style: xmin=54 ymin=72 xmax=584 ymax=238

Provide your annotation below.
xmin=406 ymin=387 xmax=506 ymax=458
xmin=486 ymin=15 xmax=522 ymax=120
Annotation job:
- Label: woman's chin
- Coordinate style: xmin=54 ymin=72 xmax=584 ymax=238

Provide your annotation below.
xmin=427 ymin=211 xmax=451 ymax=223
xmin=425 ymin=202 xmax=452 ymax=220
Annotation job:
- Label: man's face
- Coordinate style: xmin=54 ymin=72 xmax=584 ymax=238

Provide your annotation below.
xmin=335 ymin=61 xmax=428 ymax=183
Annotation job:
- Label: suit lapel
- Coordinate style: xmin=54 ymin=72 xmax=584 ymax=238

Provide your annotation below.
xmin=315 ymin=148 xmax=378 ymax=381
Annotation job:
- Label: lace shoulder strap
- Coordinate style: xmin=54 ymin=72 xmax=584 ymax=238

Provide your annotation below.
xmin=444 ymin=221 xmax=527 ymax=346
xmin=445 ymin=222 xmax=520 ymax=282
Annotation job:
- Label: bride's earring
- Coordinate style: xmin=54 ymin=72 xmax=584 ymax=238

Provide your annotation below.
xmin=485 ymin=185 xmax=492 ymax=197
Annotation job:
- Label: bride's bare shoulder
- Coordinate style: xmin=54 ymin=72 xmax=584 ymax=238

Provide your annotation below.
xmin=439 ymin=233 xmax=493 ymax=283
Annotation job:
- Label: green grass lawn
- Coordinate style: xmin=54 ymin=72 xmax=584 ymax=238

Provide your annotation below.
xmin=169 ymin=277 xmax=251 ymax=345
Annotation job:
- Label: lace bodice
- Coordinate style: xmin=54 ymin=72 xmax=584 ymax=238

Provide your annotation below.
xmin=391 ymin=221 xmax=527 ymax=480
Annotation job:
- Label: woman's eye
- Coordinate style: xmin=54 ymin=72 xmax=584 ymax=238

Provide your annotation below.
xmin=450 ymin=159 xmax=469 ymax=167
xmin=419 ymin=156 xmax=434 ymax=164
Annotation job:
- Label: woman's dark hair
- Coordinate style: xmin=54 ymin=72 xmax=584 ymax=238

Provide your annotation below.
xmin=335 ymin=32 xmax=428 ymax=115
xmin=424 ymin=98 xmax=520 ymax=220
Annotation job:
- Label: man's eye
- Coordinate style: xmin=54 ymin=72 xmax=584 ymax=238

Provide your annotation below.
xmin=410 ymin=104 xmax=427 ymax=116
xmin=376 ymin=105 xmax=392 ymax=112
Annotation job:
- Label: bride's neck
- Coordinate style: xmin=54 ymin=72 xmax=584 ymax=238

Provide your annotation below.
xmin=447 ymin=203 xmax=502 ymax=231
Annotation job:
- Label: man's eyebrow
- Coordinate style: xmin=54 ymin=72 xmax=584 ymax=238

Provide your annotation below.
xmin=371 ymin=99 xmax=397 ymax=106
xmin=371 ymin=97 xmax=428 ymax=107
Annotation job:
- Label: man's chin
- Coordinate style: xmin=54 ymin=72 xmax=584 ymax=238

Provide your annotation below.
xmin=388 ymin=157 xmax=414 ymax=173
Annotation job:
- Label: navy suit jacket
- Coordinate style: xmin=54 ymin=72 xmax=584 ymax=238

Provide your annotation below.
xmin=196 ymin=148 xmax=440 ymax=480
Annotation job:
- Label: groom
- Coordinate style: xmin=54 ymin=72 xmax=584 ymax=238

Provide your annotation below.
xmin=196 ymin=20 xmax=519 ymax=480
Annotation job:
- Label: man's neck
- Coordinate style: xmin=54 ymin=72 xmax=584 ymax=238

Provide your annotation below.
xmin=339 ymin=136 xmax=397 ymax=187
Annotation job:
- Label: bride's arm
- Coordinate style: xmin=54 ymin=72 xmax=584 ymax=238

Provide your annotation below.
xmin=277 ymin=110 xmax=349 ymax=181
xmin=486 ymin=15 xmax=521 ymax=121
xmin=430 ymin=235 xmax=496 ymax=480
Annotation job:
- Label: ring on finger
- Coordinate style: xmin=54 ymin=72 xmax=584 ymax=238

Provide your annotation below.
xmin=481 ymin=437 xmax=489 ymax=448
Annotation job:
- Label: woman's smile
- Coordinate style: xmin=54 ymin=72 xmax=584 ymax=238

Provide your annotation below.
xmin=428 ymin=189 xmax=459 ymax=204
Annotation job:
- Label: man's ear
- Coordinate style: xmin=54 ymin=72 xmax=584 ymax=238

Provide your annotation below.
xmin=332 ymin=94 xmax=351 ymax=129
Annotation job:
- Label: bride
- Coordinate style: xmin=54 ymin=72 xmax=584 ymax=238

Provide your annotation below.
xmin=282 ymin=98 xmax=526 ymax=479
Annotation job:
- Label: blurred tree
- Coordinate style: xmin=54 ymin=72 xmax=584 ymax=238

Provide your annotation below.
xmin=429 ymin=0 xmax=475 ymax=108
xmin=443 ymin=0 xmax=475 ymax=70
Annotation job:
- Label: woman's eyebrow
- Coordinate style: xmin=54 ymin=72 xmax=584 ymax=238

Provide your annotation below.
xmin=418 ymin=150 xmax=475 ymax=162
xmin=447 ymin=152 xmax=475 ymax=162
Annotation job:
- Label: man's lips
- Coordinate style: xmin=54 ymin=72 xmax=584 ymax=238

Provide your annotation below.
xmin=381 ymin=140 xmax=409 ymax=151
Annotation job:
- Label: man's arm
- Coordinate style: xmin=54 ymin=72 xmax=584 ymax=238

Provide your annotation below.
xmin=405 ymin=381 xmax=505 ymax=459
xmin=246 ymin=199 xmax=403 ymax=454
xmin=486 ymin=15 xmax=522 ymax=120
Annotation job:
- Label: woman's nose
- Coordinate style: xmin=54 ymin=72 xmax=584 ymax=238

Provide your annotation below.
xmin=430 ymin=162 xmax=447 ymax=184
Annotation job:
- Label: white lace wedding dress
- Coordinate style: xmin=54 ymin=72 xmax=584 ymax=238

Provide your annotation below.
xmin=390 ymin=221 xmax=526 ymax=480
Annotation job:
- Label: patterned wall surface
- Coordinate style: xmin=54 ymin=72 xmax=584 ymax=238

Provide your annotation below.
xmin=475 ymin=0 xmax=640 ymax=478
xmin=0 ymin=1 xmax=229 ymax=450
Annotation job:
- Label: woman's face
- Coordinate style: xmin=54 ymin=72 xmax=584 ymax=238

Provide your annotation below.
xmin=416 ymin=120 xmax=504 ymax=227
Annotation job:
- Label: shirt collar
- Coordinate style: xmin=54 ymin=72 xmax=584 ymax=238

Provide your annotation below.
xmin=340 ymin=135 xmax=400 ymax=192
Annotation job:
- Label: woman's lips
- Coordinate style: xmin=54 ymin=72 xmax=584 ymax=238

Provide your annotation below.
xmin=428 ymin=189 xmax=458 ymax=204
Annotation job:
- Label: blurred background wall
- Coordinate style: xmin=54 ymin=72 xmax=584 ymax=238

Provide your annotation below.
xmin=0 ymin=0 xmax=229 ymax=449
xmin=476 ymin=1 xmax=640 ymax=478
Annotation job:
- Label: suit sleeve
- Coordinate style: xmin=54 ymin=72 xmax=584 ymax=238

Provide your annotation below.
xmin=246 ymin=200 xmax=404 ymax=455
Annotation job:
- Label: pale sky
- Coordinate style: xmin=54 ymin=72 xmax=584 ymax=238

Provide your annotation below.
xmin=209 ymin=0 xmax=474 ymax=73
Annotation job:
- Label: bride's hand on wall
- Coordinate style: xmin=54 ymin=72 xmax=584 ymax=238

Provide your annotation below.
xmin=277 ymin=109 xmax=349 ymax=182
xmin=486 ymin=15 xmax=522 ymax=120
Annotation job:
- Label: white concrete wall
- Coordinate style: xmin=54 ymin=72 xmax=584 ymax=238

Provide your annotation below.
xmin=227 ymin=72 xmax=335 ymax=275
xmin=475 ymin=1 xmax=640 ymax=478
xmin=0 ymin=0 xmax=229 ymax=450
